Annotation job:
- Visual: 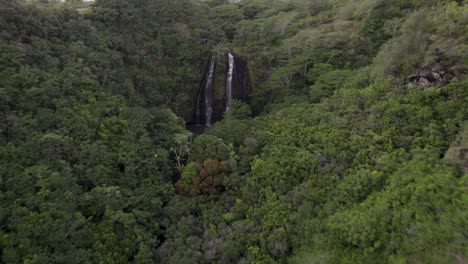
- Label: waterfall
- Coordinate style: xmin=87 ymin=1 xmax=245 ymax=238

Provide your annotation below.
xmin=193 ymin=56 xmax=215 ymax=126
xmin=225 ymin=52 xmax=235 ymax=112
xmin=204 ymin=59 xmax=215 ymax=125
xmin=189 ymin=53 xmax=251 ymax=132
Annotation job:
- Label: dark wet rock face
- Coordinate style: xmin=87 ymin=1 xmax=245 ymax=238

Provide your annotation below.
xmin=230 ymin=54 xmax=251 ymax=105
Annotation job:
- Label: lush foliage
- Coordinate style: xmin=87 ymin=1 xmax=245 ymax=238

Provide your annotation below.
xmin=0 ymin=0 xmax=466 ymax=263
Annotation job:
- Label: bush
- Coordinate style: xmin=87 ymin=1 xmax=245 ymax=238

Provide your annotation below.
xmin=191 ymin=135 xmax=230 ymax=162
xmin=181 ymin=162 xmax=198 ymax=185
xmin=309 ymin=69 xmax=353 ymax=102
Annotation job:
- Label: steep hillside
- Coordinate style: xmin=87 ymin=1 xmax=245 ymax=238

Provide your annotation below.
xmin=0 ymin=0 xmax=466 ymax=263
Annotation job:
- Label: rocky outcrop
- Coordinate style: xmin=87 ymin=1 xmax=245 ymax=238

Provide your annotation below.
xmin=407 ymin=61 xmax=460 ymax=89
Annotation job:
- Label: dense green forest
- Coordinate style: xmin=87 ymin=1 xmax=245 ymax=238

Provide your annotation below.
xmin=0 ymin=0 xmax=467 ymax=263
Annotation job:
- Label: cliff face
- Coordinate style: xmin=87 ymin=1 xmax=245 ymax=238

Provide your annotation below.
xmin=230 ymin=54 xmax=251 ymax=104
xmin=191 ymin=53 xmax=251 ymax=127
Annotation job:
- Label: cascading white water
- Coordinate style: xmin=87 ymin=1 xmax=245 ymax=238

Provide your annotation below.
xmin=195 ymin=79 xmax=203 ymax=122
xmin=194 ymin=57 xmax=215 ymax=126
xmin=204 ymin=59 xmax=215 ymax=125
xmin=225 ymin=52 xmax=235 ymax=112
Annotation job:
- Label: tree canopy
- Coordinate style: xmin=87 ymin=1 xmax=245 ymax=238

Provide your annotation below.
xmin=0 ymin=0 xmax=466 ymax=263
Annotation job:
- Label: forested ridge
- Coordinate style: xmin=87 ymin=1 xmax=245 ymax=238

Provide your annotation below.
xmin=0 ymin=0 xmax=467 ymax=263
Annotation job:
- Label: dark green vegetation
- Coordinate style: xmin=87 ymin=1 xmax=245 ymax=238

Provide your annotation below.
xmin=0 ymin=0 xmax=467 ymax=263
